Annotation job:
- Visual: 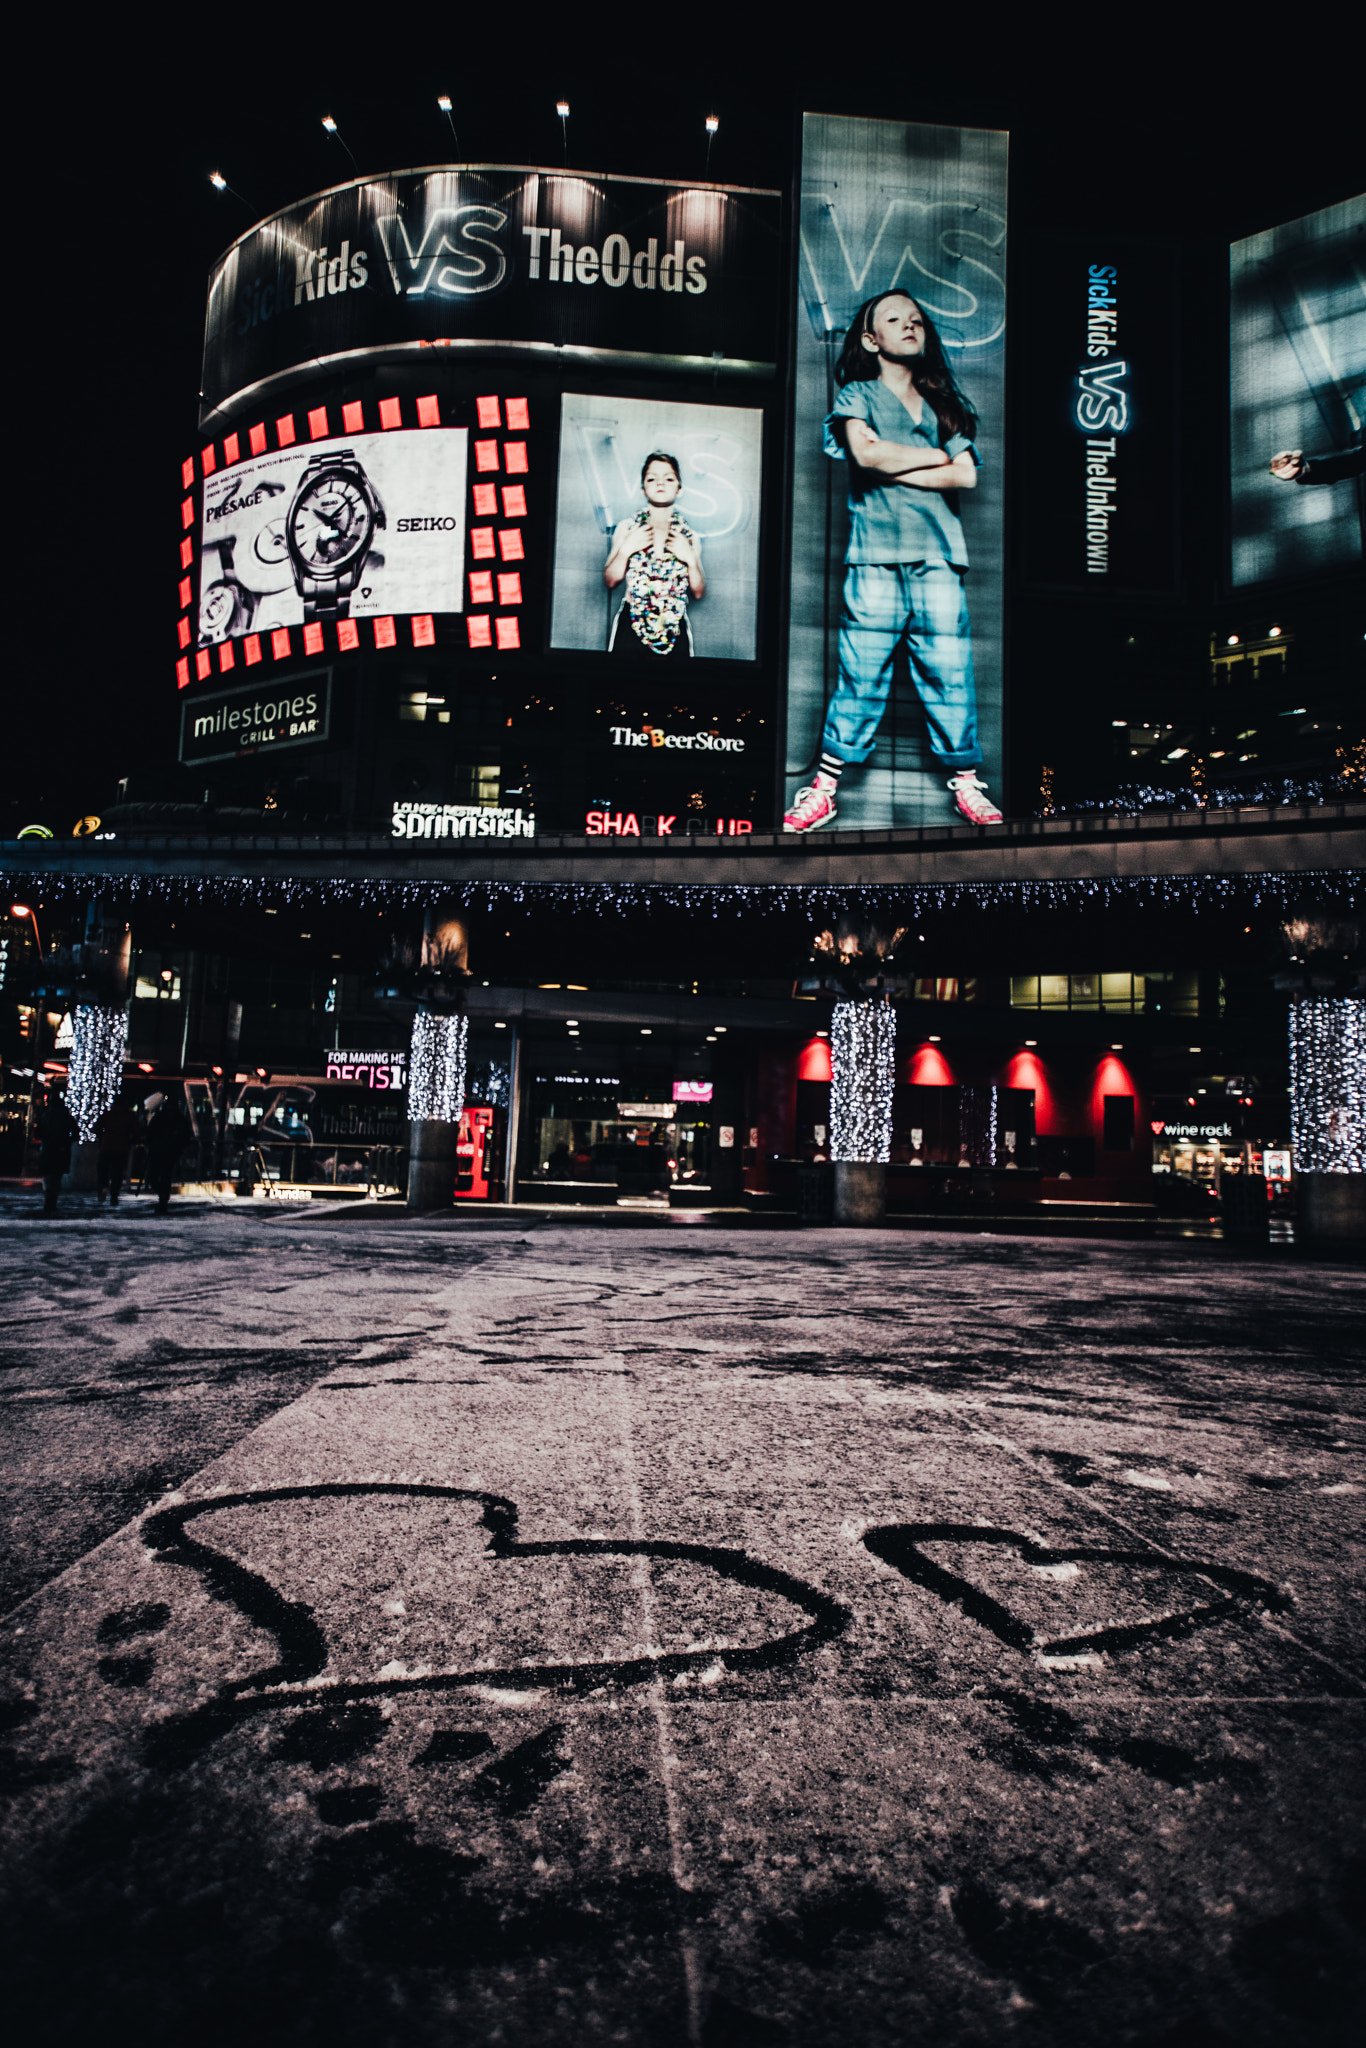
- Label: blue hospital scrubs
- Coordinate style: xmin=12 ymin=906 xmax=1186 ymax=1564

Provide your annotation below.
xmin=822 ymin=379 xmax=982 ymax=770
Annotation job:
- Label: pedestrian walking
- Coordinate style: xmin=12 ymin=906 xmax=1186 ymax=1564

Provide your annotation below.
xmin=34 ymin=1089 xmax=78 ymax=1217
xmin=95 ymin=1098 xmax=141 ymax=1207
xmin=144 ymin=1092 xmax=190 ymax=1215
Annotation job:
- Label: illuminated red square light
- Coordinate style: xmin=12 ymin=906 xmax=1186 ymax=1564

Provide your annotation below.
xmin=180 ymin=537 xmax=194 ymax=569
xmin=308 ymin=406 xmax=329 ymax=441
xmin=476 ymin=395 xmax=502 ymax=430
xmin=470 ymin=527 xmax=496 ymax=560
xmin=201 ymin=445 xmax=217 ymax=477
xmin=505 ymin=397 xmax=530 ymax=432
xmin=244 ymin=634 xmax=263 ymax=666
xmin=472 ymin=484 xmax=498 ymax=517
xmin=178 ymin=575 xmax=192 ymax=609
xmin=504 ymin=441 xmax=528 ymax=475
xmin=303 ymin=621 xmax=325 ymax=655
xmin=271 ymin=627 xmax=292 ymax=660
xmin=182 ymin=498 xmax=194 ymax=529
xmin=498 ymin=527 xmax=525 ymax=562
xmin=249 ymin=422 xmax=268 ymax=456
xmin=196 ymin=649 xmax=212 ymax=680
xmin=411 ymin=613 xmax=436 ymax=647
xmin=497 ymin=572 xmax=523 ymax=606
xmin=177 ymin=617 xmax=191 ymax=650
xmin=219 ymin=641 xmax=235 ymax=672
xmin=342 ymin=401 xmax=365 ymax=434
xmin=176 ymin=656 xmax=190 ymax=690
xmin=379 ymin=397 xmax=403 ymax=430
xmin=223 ymin=432 xmax=240 ymax=465
xmin=468 ymin=570 xmax=494 ymax=606
xmin=495 ymin=615 xmax=520 ymax=650
xmin=337 ymin=619 xmax=359 ymax=651
xmin=416 ymin=394 xmax=441 ymax=428
xmin=501 ymin=484 xmax=527 ymax=518
xmin=276 ymin=415 xmax=296 ymax=448
xmin=181 ymin=457 xmax=195 ymax=489
xmin=467 ymin=615 xmax=493 ymax=649
xmin=373 ymin=616 xmax=397 ymax=649
xmin=474 ymin=438 xmax=499 ymax=472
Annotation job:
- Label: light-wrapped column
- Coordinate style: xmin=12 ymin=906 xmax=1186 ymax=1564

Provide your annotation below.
xmin=408 ymin=1009 xmax=468 ymax=1124
xmin=67 ymin=1003 xmax=128 ymax=1142
xmin=1290 ymin=996 xmax=1365 ymax=1173
xmin=830 ymin=999 xmax=896 ymax=1163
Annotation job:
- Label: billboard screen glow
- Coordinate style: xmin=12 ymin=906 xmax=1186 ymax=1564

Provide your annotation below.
xmin=550 ymin=392 xmax=763 ymax=661
xmin=1230 ymin=196 xmax=1365 ymax=587
xmin=197 ymin=425 xmax=467 ymax=647
xmin=784 ymin=115 xmax=1007 ymax=832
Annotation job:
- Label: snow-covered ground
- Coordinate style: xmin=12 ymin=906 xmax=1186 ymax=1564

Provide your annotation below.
xmin=2 ymin=1210 xmax=1363 ymax=2045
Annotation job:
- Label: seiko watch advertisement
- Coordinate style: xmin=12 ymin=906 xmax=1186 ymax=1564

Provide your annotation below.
xmin=197 ymin=427 xmax=468 ymax=645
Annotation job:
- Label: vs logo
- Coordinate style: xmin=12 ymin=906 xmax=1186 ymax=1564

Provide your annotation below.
xmin=1075 ymin=359 xmax=1130 ymax=434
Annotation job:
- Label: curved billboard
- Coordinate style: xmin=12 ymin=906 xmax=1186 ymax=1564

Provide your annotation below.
xmin=201 ymin=167 xmax=782 ymax=425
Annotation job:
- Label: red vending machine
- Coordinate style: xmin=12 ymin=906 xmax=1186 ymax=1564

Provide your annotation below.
xmin=454 ymin=1105 xmax=500 ymax=1201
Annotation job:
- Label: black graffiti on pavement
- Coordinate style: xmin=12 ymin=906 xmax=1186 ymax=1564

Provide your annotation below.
xmin=861 ymin=1522 xmax=1290 ymax=1659
xmin=140 ymin=1482 xmax=851 ymax=1765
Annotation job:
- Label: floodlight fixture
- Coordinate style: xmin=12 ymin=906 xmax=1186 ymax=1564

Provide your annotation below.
xmin=320 ymin=113 xmax=359 ymax=174
xmin=705 ymin=114 xmax=720 ymax=134
xmin=209 ymin=171 xmax=227 ymax=190
xmin=437 ymin=94 xmax=451 ymax=112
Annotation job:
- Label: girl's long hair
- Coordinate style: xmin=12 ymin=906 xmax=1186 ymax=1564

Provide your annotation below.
xmin=836 ymin=291 xmax=977 ymax=445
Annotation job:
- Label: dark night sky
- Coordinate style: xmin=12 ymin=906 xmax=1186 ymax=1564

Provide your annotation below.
xmin=9 ymin=18 xmax=1360 ymax=837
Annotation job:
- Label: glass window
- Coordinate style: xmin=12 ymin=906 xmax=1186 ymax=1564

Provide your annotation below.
xmin=1069 ymin=974 xmax=1099 ymax=1008
xmin=1010 ymin=975 xmax=1041 ymax=1008
xmin=1101 ymin=972 xmax=1135 ymax=1010
xmin=1039 ymin=975 xmax=1070 ymax=1009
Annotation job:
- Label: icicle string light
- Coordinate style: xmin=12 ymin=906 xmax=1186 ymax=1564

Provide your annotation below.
xmin=67 ymin=1003 xmax=128 ymax=1143
xmin=408 ymin=1009 xmax=468 ymax=1124
xmin=0 ymin=869 xmax=1357 ymax=923
xmin=830 ymin=999 xmax=896 ymax=1164
xmin=1289 ymin=996 xmax=1366 ymax=1174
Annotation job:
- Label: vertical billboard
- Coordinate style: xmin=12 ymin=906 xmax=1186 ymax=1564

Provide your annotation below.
xmin=1230 ymin=196 xmax=1365 ymax=587
xmin=1020 ymin=239 xmax=1179 ymax=593
xmin=550 ymin=393 xmax=763 ymax=661
xmin=785 ymin=115 xmax=1007 ymax=833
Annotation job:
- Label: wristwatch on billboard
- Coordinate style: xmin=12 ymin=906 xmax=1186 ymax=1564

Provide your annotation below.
xmin=285 ymin=449 xmax=385 ymax=622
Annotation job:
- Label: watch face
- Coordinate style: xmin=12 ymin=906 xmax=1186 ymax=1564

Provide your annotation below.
xmin=199 ymin=580 xmax=242 ymax=642
xmin=290 ymin=469 xmax=373 ymax=576
xmin=253 ymin=520 xmax=290 ymax=567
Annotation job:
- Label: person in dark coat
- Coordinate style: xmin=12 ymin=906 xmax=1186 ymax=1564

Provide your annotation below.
xmin=95 ymin=1099 xmax=141 ymax=1207
xmin=35 ymin=1091 xmax=78 ymax=1216
xmin=144 ymin=1094 xmax=190 ymax=1214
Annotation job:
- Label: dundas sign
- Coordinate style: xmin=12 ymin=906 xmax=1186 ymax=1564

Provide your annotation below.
xmin=180 ymin=670 xmax=331 ymax=765
xmin=202 ymin=167 xmax=781 ymax=422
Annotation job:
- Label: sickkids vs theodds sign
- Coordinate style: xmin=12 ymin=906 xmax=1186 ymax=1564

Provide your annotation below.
xmin=202 ymin=168 xmax=782 ymax=421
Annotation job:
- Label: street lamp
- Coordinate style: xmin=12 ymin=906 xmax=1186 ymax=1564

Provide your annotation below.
xmin=11 ymin=902 xmax=41 ymax=954
xmin=12 ymin=903 xmax=47 ymax=1172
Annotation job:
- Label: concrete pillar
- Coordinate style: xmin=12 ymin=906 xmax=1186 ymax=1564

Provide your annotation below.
xmin=407 ymin=1118 xmax=460 ymax=1212
xmin=1298 ymin=1172 xmax=1366 ymax=1246
xmin=1289 ymin=996 xmax=1365 ymax=1248
xmin=68 ymin=1142 xmax=99 ymax=1193
xmin=834 ymin=1160 xmax=886 ymax=1224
